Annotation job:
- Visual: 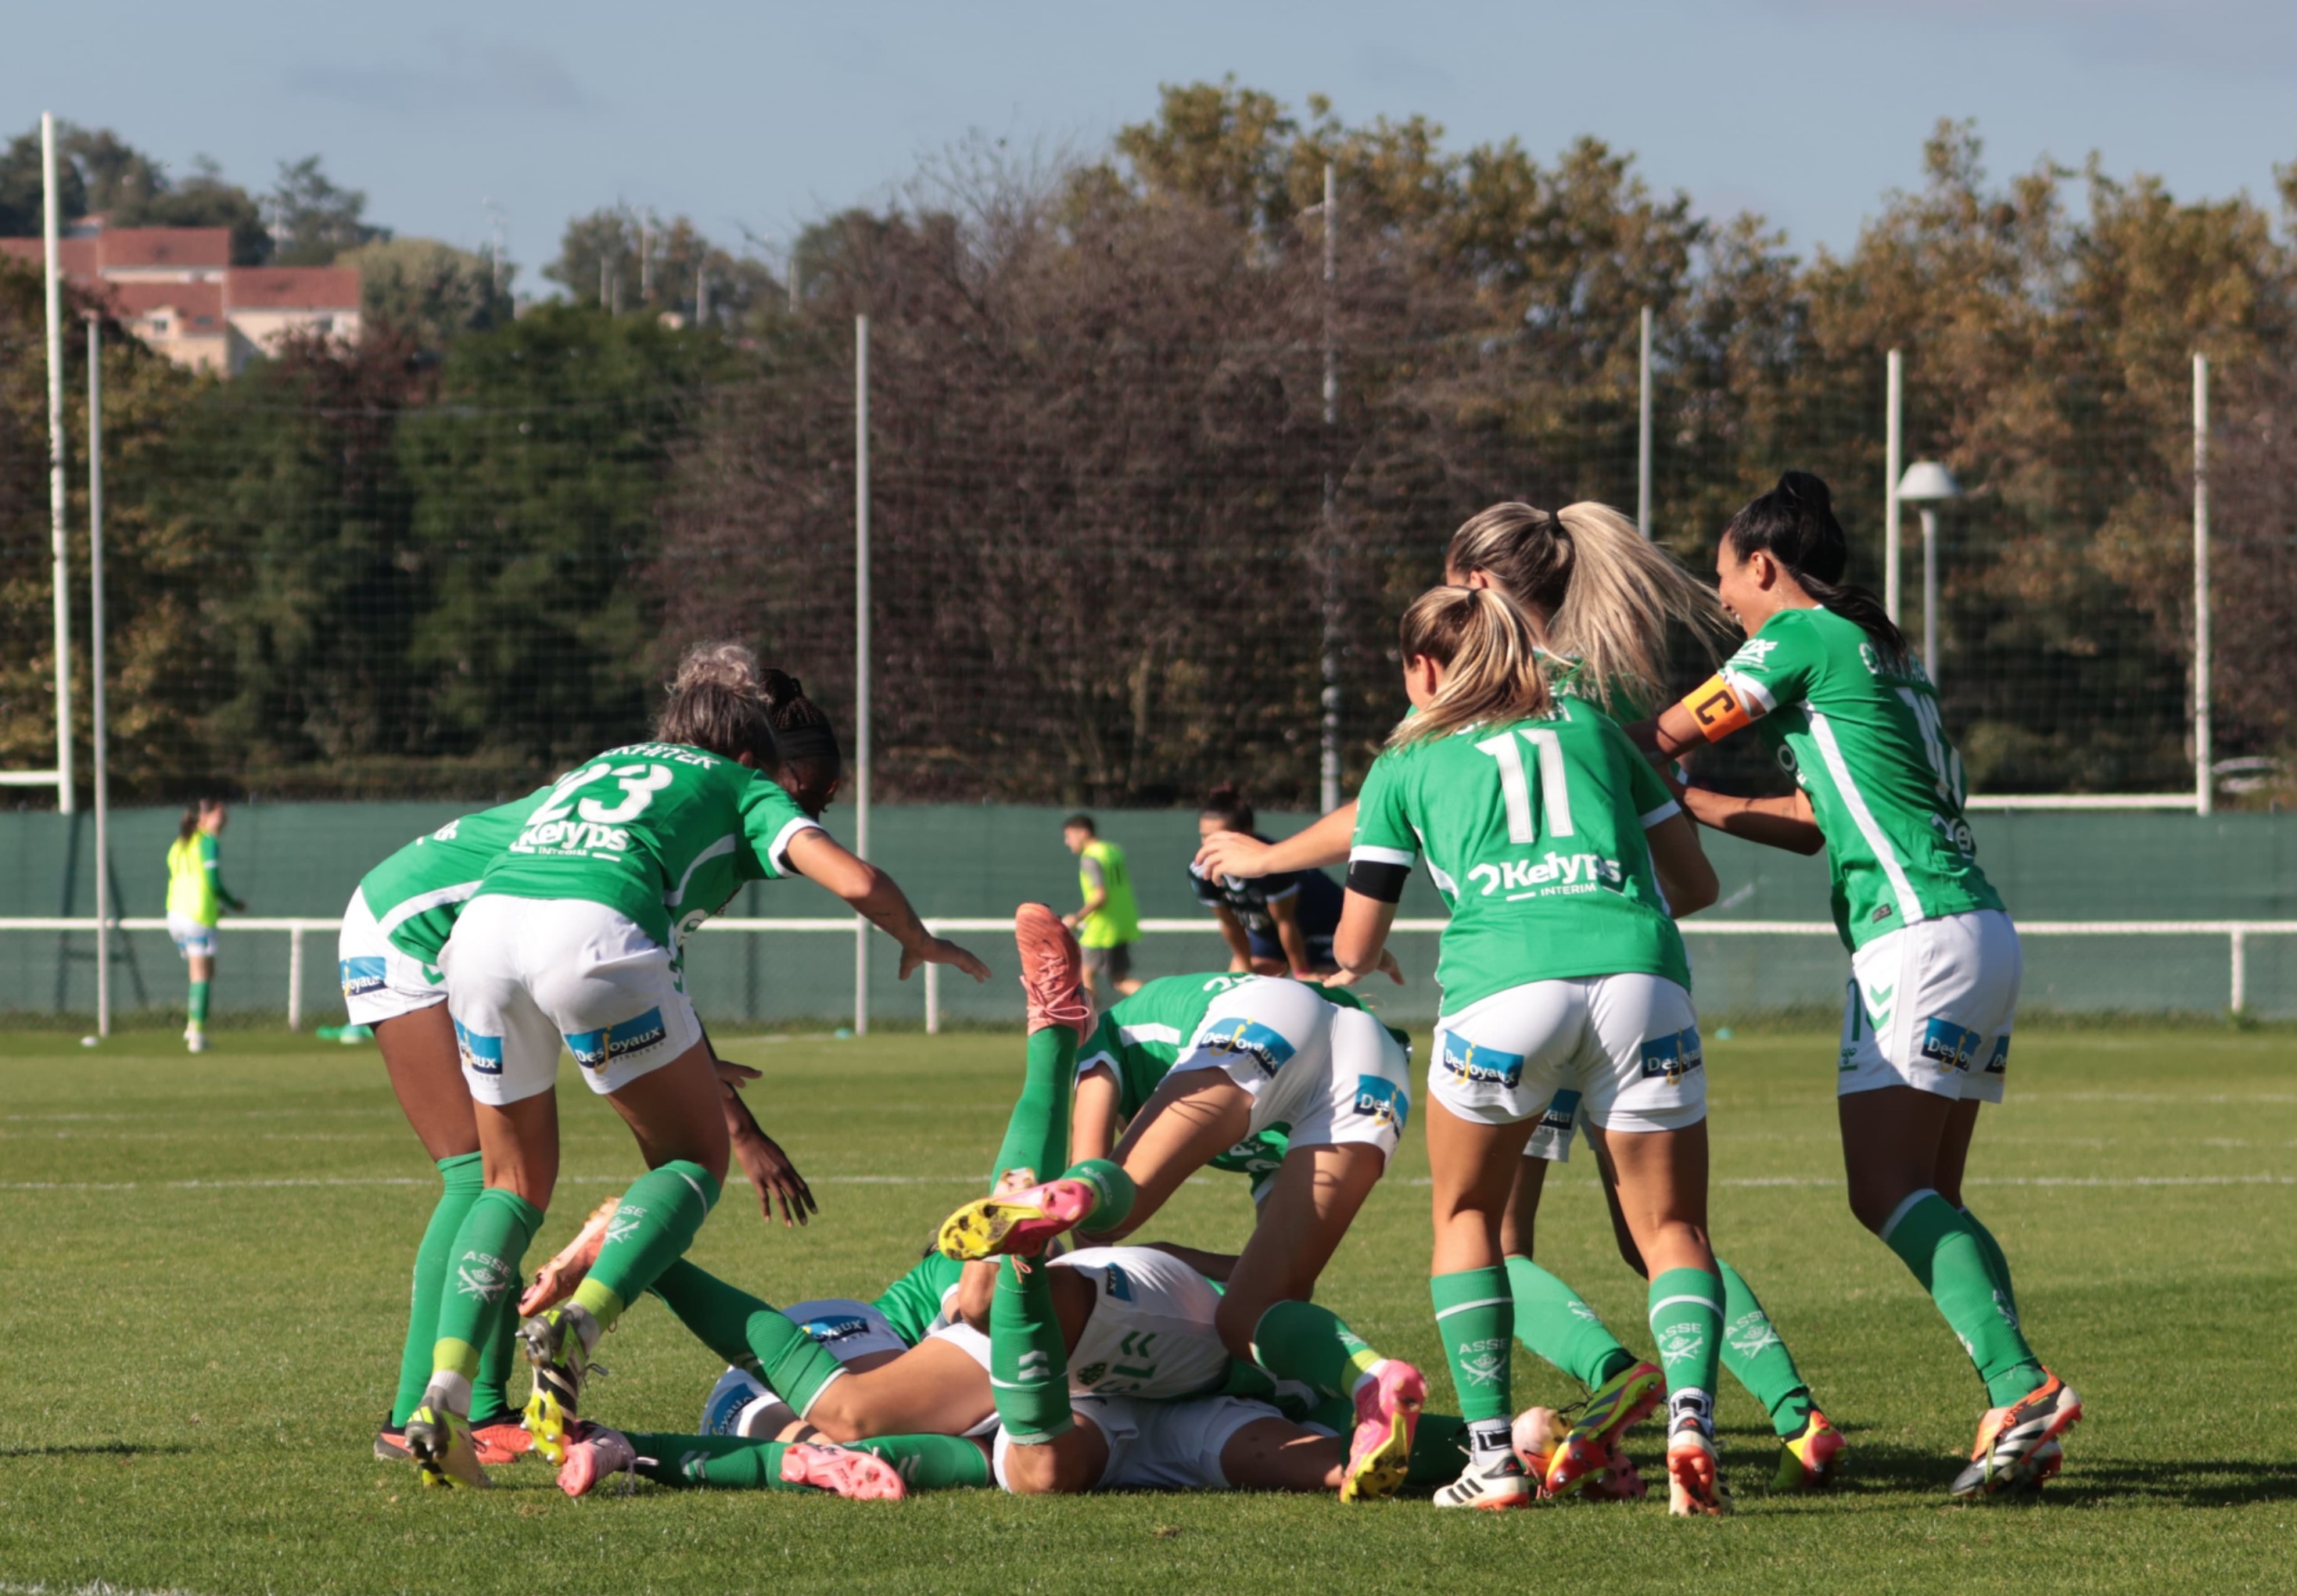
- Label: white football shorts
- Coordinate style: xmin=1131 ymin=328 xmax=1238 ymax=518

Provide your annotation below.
xmin=1163 ymin=978 xmax=1410 ymax=1164
xmin=1433 ymin=972 xmax=1705 ymax=1134
xmin=1839 ymin=909 xmax=2021 ymax=1103
xmin=993 ymin=1393 xmax=1281 ymax=1492
xmin=1520 ymin=1088 xmax=1583 ymax=1163
xmin=1056 ymin=1246 xmax=1233 ymax=1401
xmin=167 ymin=913 xmax=219 ymax=960
xmin=336 ymin=887 xmax=447 ymax=1027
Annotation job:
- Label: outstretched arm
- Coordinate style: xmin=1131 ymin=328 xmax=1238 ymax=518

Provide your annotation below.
xmin=1194 ymin=803 xmax=1357 ymax=879
xmin=1678 ymin=785 xmax=1825 ymax=855
xmin=784 ymin=828 xmax=992 ymax=983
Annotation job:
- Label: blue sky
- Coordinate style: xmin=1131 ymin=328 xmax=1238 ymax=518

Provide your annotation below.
xmin=8 ymin=0 xmax=2293 ymax=292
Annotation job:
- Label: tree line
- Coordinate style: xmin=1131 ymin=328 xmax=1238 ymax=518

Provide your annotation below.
xmin=1 ymin=85 xmax=2292 ymax=805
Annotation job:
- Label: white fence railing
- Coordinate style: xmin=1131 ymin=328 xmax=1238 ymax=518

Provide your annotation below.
xmin=7 ymin=915 xmax=2295 ymax=1033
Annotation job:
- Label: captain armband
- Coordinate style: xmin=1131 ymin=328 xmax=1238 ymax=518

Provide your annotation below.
xmin=1679 ymin=672 xmax=1760 ymax=741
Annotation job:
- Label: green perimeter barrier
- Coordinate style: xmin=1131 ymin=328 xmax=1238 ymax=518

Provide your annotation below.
xmin=2 ymin=803 xmax=2291 ymax=1024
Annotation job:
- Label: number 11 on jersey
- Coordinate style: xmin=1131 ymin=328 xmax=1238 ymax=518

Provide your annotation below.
xmin=1474 ymin=728 xmax=1574 ymax=843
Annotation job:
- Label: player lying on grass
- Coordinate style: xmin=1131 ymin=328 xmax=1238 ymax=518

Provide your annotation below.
xmin=1628 ymin=472 xmax=2080 ymax=1497
xmin=937 ymin=921 xmax=1433 ymax=1504
xmin=401 ymin=647 xmax=991 ymax=1489
xmin=343 ymin=667 xmax=827 ymax=1469
xmin=1331 ymin=583 xmax=1735 ymax=1514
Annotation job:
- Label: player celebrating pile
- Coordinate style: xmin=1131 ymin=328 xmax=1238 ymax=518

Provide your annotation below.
xmin=1336 ymin=583 xmax=1731 ymax=1515
xmin=400 ymin=644 xmax=989 ymax=1487
xmin=1631 ymin=472 xmax=2080 ymax=1497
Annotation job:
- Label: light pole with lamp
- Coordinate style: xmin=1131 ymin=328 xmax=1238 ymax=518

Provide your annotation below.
xmin=1897 ymin=460 xmax=1960 ymax=683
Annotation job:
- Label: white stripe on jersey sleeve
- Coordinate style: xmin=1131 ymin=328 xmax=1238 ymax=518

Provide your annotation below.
xmin=1348 ymin=844 xmax=1418 ymax=867
xmin=1118 ymin=1022 xmax=1183 ymax=1048
xmin=765 ymin=815 xmax=824 ymax=876
xmin=1721 ymin=666 xmax=1776 ymax=716
xmin=1807 ymin=709 xmax=1926 ymax=928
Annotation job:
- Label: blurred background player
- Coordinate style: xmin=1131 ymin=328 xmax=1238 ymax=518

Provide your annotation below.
xmin=1061 ymin=814 xmax=1141 ymax=1002
xmin=1632 ymin=471 xmax=2079 ymax=1498
xmin=1189 ymin=784 xmax=1347 ymax=979
xmin=164 ymin=798 xmax=245 ymax=1055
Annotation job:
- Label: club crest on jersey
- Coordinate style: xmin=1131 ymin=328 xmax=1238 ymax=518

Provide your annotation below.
xmin=1919 ymin=1017 xmax=1983 ymax=1072
xmin=1200 ymin=1018 xmax=1294 ymax=1078
xmin=339 ymin=956 xmax=387 ymax=998
xmin=1075 ymin=1363 xmax=1107 ymax=1387
xmin=1454 ymin=1336 xmax=1509 ymax=1388
xmin=1638 ymin=1027 xmax=1705 ymax=1085
xmin=565 ymin=1008 xmax=670 ymax=1071
xmin=1439 ymin=1033 xmax=1524 ymax=1091
xmin=1352 ymin=1075 xmax=1409 ymax=1132
xmin=454 ymin=1020 xmax=504 ymax=1075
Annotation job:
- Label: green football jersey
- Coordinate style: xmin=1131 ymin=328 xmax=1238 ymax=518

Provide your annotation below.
xmin=472 ymin=742 xmax=821 ymax=952
xmin=872 ymin=1251 xmax=965 ymax=1346
xmin=1350 ymin=698 xmax=1691 ymax=1011
xmin=357 ymin=788 xmax=551 ymax=969
xmin=1700 ymin=606 xmax=2003 ymax=952
xmin=1075 ymin=975 xmax=1405 ymax=1186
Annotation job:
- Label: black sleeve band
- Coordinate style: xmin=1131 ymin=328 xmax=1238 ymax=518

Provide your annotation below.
xmin=1345 ymin=859 xmax=1411 ymax=903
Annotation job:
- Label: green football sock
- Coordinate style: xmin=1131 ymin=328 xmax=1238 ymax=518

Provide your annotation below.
xmin=471 ymin=1272 xmax=522 ymax=1426
xmin=1405 ymin=1412 xmax=1473 ymax=1487
xmin=989 ymin=1024 xmax=1079 ymax=1188
xmin=1960 ymin=1206 xmax=2019 ymax=1319
xmin=1432 ymin=1268 xmax=1514 ymax=1457
xmin=1715 ymin=1258 xmax=1813 ymax=1438
xmin=389 ymin=1152 xmax=483 ymax=1427
xmin=427 ymin=1187 xmax=543 ymax=1408
xmin=990 ymin=1257 xmax=1071 ymax=1444
xmin=187 ymin=979 xmax=210 ymax=1027
xmin=648 ymin=1259 xmax=848 ymax=1417
xmin=1882 ymin=1192 xmax=2044 ymax=1408
xmin=1503 ymin=1254 xmax=1638 ymax=1391
xmin=1249 ymin=1300 xmax=1384 ymax=1404
xmin=1647 ymin=1267 xmax=1723 ymax=1437
xmin=624 ymin=1432 xmax=990 ymax=1492
xmin=570 ymin=1160 xmax=721 ymax=1334
xmin=1062 ymin=1157 xmax=1135 ymax=1234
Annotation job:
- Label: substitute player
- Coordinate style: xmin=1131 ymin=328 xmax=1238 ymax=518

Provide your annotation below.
xmin=1630 ymin=471 xmax=2080 ymax=1497
xmin=399 ymin=644 xmax=990 ymax=1488
xmin=164 ymin=798 xmax=245 ymax=1054
xmin=1061 ymin=815 xmax=1142 ymax=1002
xmin=1337 ymin=584 xmax=1732 ymax=1515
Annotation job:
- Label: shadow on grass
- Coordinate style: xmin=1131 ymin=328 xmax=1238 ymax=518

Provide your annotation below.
xmin=1724 ymin=1433 xmax=2297 ymax=1510
xmin=0 ymin=1440 xmax=193 ymax=1458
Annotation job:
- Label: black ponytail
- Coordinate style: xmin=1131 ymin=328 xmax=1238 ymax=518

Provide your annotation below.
xmin=1200 ymin=783 xmax=1254 ymax=833
xmin=759 ymin=669 xmax=842 ymax=816
xmin=1725 ymin=472 xmax=1911 ymax=663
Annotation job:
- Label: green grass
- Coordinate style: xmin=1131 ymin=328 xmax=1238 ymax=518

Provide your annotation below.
xmin=2 ymin=1028 xmax=2293 ymax=1594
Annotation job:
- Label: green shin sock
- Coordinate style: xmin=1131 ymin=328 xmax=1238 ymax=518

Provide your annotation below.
xmin=1503 ymin=1254 xmax=1637 ymax=1390
xmin=1061 ymin=1157 xmax=1136 ymax=1233
xmin=472 ymin=1272 xmax=521 ymax=1426
xmin=389 ymin=1152 xmax=483 ymax=1427
xmin=1882 ymin=1192 xmax=2044 ymax=1407
xmin=990 ymin=1257 xmax=1072 ymax=1444
xmin=1432 ymin=1268 xmax=1515 ymax=1456
xmin=989 ymin=1024 xmax=1079 ymax=1187
xmin=1249 ymin=1300 xmax=1384 ymax=1404
xmin=187 ymin=979 xmax=210 ymax=1027
xmin=428 ymin=1188 xmax=544 ymax=1401
xmin=1405 ymin=1412 xmax=1473 ymax=1486
xmin=648 ymin=1260 xmax=848 ymax=1416
xmin=1715 ymin=1258 xmax=1813 ymax=1437
xmin=847 ymin=1433 xmax=993 ymax=1490
xmin=1648 ymin=1267 xmax=1724 ymax=1436
xmin=1960 ymin=1206 xmax=2019 ymax=1319
xmin=570 ymin=1160 xmax=722 ymax=1335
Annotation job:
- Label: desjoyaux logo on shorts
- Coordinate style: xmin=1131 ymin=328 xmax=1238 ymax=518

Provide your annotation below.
xmin=565 ymin=1008 xmax=670 ymax=1071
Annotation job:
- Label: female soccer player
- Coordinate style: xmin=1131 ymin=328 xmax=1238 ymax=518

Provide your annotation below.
xmin=399 ymin=645 xmax=990 ymax=1487
xmin=1190 ymin=784 xmax=1349 ymax=978
xmin=1335 ymin=583 xmax=1732 ymax=1515
xmin=1199 ymin=502 xmax=1838 ymax=1493
xmin=1630 ymin=471 xmax=2080 ymax=1497
xmin=164 ymin=798 xmax=244 ymax=1054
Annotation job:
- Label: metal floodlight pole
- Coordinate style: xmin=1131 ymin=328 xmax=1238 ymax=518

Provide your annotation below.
xmin=1920 ymin=505 xmax=1940 ymax=683
xmin=44 ymin=113 xmax=74 ymax=814
xmin=88 ymin=317 xmax=110 ymax=1036
xmin=1883 ymin=349 xmax=1903 ymax=623
xmin=2193 ymin=352 xmax=2213 ymax=817
xmin=1318 ymin=161 xmax=1342 ymax=815
xmin=1637 ymin=306 xmax=1654 ymax=539
xmin=853 ymin=314 xmax=872 ymax=1035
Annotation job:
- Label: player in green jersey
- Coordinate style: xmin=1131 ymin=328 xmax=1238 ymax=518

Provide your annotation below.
xmin=1197 ymin=502 xmax=1839 ymax=1494
xmin=1336 ymin=584 xmax=1735 ymax=1514
xmin=164 ymin=799 xmax=246 ymax=1053
xmin=1635 ymin=472 xmax=2080 ymax=1497
xmin=399 ymin=646 xmax=991 ymax=1489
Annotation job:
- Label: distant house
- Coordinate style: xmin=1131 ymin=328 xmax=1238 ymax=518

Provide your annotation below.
xmin=0 ymin=220 xmax=360 ymax=375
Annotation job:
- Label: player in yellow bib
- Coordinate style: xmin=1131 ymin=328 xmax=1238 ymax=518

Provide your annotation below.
xmin=164 ymin=798 xmax=245 ymax=1054
xmin=1061 ymin=816 xmax=1140 ymax=1001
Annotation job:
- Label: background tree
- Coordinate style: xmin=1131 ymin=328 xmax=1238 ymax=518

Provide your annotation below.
xmin=339 ymin=237 xmax=515 ymax=351
xmin=264 ymin=156 xmax=386 ymax=266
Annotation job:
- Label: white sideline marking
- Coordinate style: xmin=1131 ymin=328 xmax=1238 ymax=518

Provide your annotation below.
xmin=0 ymin=1174 xmax=984 ymax=1193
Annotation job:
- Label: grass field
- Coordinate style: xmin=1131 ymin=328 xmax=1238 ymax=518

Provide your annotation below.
xmin=2 ymin=1027 xmax=2293 ymax=1594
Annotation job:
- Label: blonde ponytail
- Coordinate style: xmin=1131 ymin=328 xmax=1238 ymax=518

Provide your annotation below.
xmin=1388 ymin=586 xmax=1552 ymax=748
xmin=1447 ymin=500 xmax=1728 ymax=714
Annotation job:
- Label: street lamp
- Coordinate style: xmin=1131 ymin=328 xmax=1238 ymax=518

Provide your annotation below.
xmin=1897 ymin=461 xmax=1960 ymax=683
